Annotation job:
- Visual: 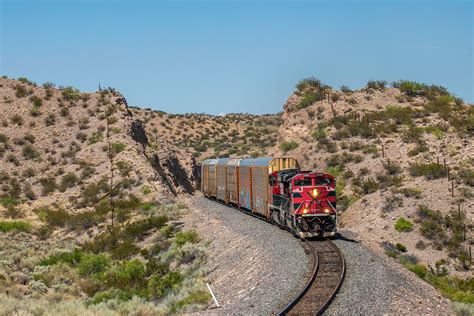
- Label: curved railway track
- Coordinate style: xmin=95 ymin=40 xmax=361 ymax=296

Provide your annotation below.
xmin=278 ymin=239 xmax=345 ymax=316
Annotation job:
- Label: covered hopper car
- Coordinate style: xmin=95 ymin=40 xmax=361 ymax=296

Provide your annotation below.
xmin=201 ymin=157 xmax=337 ymax=237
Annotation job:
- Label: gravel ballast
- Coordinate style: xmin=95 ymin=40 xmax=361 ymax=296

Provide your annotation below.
xmin=185 ymin=195 xmax=309 ymax=315
xmin=325 ymin=230 xmax=453 ymax=315
xmin=185 ymin=196 xmax=453 ymax=315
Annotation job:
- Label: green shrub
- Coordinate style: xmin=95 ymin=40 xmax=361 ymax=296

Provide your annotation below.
xmin=140 ymin=185 xmax=151 ymax=195
xmin=0 ymin=197 xmax=20 ymax=207
xmin=37 ymin=208 xmax=71 ymax=227
xmin=296 ymin=91 xmax=324 ymax=110
xmin=40 ymin=248 xmax=83 ymax=266
xmin=280 ymin=141 xmax=299 ymax=153
xmin=312 ymin=128 xmax=327 ymax=140
xmin=10 ymin=114 xmax=24 ymax=126
xmin=147 ymin=271 xmax=183 ymax=298
xmin=105 ymin=259 xmax=146 ymax=289
xmin=383 ymin=160 xmax=402 ymax=175
xmin=30 ymin=95 xmax=43 ymax=107
xmin=409 ymin=163 xmax=446 ymax=180
xmin=111 ymin=142 xmax=126 ymax=153
xmin=44 ymin=113 xmax=56 ymax=126
xmin=408 ymin=142 xmax=428 ymax=157
xmin=397 ymin=187 xmax=422 ymax=198
xmin=22 ymin=144 xmax=39 ymax=160
xmin=15 ymin=84 xmax=28 ymax=98
xmin=39 ymin=176 xmax=57 ymax=195
xmin=395 ymin=243 xmax=407 ymax=252
xmin=0 ymin=220 xmax=31 ymax=232
xmin=394 ymin=217 xmax=413 ymax=232
xmin=59 ymin=172 xmax=78 ymax=191
xmin=175 ymin=230 xmax=199 ymax=246
xmin=62 ymin=86 xmax=81 ymax=101
xmin=175 ymin=290 xmax=211 ymax=310
xmin=406 ymin=263 xmax=428 ymax=278
xmin=0 ymin=133 xmax=8 ymax=144
xmin=77 ymin=253 xmax=110 ymax=276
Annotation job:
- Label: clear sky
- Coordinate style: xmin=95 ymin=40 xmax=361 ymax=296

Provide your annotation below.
xmin=1 ymin=0 xmax=472 ymax=114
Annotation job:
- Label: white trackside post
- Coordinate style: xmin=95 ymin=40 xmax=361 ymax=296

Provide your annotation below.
xmin=206 ymin=283 xmax=220 ymax=308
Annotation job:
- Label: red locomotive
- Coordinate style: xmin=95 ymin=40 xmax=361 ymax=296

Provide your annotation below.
xmin=201 ymin=157 xmax=337 ymax=237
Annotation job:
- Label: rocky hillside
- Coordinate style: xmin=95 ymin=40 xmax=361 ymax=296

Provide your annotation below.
xmin=0 ymin=75 xmax=472 ymax=311
xmin=129 ymin=107 xmax=281 ymax=160
xmin=274 ymin=78 xmax=473 ymax=294
xmin=0 ymin=77 xmax=212 ymax=314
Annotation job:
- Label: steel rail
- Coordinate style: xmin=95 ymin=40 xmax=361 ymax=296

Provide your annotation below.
xmin=277 ymin=239 xmax=345 ymax=316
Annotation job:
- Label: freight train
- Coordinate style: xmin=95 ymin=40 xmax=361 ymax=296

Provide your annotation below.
xmin=201 ymin=157 xmax=337 ymax=237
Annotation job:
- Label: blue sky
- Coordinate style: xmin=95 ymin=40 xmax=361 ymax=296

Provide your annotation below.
xmin=1 ymin=0 xmax=472 ymax=114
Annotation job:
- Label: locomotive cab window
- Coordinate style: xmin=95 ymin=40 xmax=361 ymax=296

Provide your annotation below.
xmin=293 ymin=178 xmax=312 ymax=186
xmin=316 ymin=176 xmax=333 ymax=186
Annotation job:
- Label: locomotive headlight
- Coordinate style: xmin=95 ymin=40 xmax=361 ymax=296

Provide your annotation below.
xmin=312 ymin=188 xmax=319 ymax=198
xmin=303 ymin=208 xmax=309 ymax=214
xmin=324 ymin=208 xmax=330 ymax=214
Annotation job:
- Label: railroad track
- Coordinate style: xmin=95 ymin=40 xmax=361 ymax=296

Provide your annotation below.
xmin=278 ymin=239 xmax=345 ymax=316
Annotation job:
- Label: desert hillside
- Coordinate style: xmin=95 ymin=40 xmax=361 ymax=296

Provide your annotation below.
xmin=0 ymin=76 xmax=213 ymax=314
xmin=273 ymin=78 xmax=473 ymax=282
xmin=0 ymin=75 xmax=472 ymax=313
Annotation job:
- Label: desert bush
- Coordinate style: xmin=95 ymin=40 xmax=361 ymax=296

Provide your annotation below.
xmin=280 ymin=141 xmax=298 ymax=153
xmin=408 ymin=142 xmax=428 ymax=157
xmin=340 ymin=85 xmax=352 ymax=94
xmin=383 ymin=160 xmax=402 ymax=175
xmin=23 ymin=133 xmax=35 ymax=144
xmin=62 ymin=87 xmax=81 ymax=101
xmin=23 ymin=183 xmax=36 ymax=200
xmin=409 ymin=163 xmax=446 ymax=180
xmin=59 ymin=172 xmax=78 ymax=191
xmin=29 ymin=95 xmax=43 ymax=107
xmin=175 ymin=230 xmax=199 ymax=246
xmin=397 ymin=187 xmax=422 ymax=198
xmin=37 ymin=208 xmax=70 ymax=227
xmin=331 ymin=94 xmax=340 ymax=102
xmin=381 ymin=195 xmax=403 ymax=213
xmin=366 ymin=80 xmax=387 ymax=91
xmin=60 ymin=107 xmax=70 ymax=117
xmin=39 ymin=176 xmax=57 ymax=195
xmin=44 ymin=113 xmax=56 ymax=126
xmin=15 ymin=84 xmax=29 ymax=98
xmin=78 ymin=253 xmax=110 ymax=277
xmin=140 ymin=186 xmax=151 ymax=195
xmin=0 ymin=220 xmax=31 ymax=232
xmin=395 ymin=243 xmax=407 ymax=252
xmin=402 ymin=126 xmax=423 ymax=143
xmin=10 ymin=114 xmax=24 ymax=126
xmin=76 ymin=132 xmax=88 ymax=143
xmin=456 ymin=167 xmax=474 ymax=186
xmin=394 ymin=217 xmax=413 ymax=232
xmin=0 ymin=133 xmax=8 ymax=144
xmin=6 ymin=154 xmax=19 ymax=166
xmin=111 ymin=142 xmax=126 ymax=154
xmin=312 ymin=127 xmax=327 ymax=141
xmin=22 ymin=144 xmax=39 ymax=160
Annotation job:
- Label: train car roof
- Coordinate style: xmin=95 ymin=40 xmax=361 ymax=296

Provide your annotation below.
xmin=226 ymin=157 xmax=244 ymax=166
xmin=239 ymin=157 xmax=273 ymax=166
xmin=216 ymin=157 xmax=230 ymax=165
xmin=202 ymin=158 xmax=219 ymax=165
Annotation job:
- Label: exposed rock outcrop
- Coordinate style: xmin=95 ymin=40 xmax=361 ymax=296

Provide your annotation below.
xmin=129 ymin=120 xmax=148 ymax=147
xmin=149 ymin=151 xmax=195 ymax=195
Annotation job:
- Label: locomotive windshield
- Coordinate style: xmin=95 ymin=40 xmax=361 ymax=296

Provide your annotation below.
xmin=294 ymin=178 xmax=312 ymax=186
